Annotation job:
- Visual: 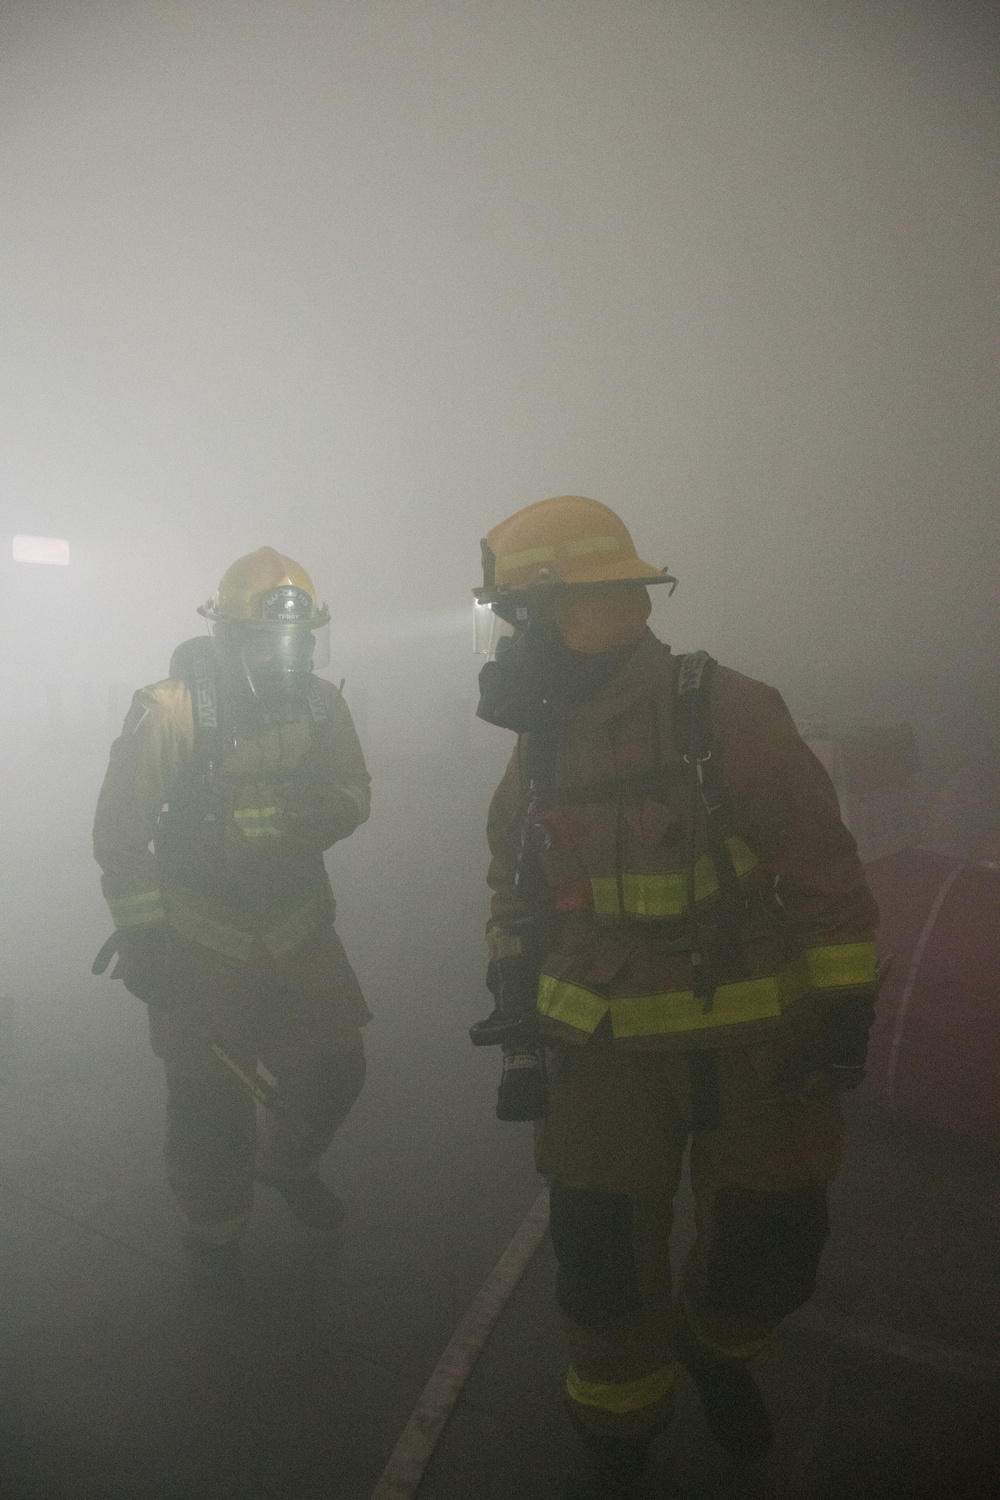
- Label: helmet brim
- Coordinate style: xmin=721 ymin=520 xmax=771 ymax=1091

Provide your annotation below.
xmin=474 ymin=566 xmax=676 ymax=606
xmin=197 ymin=601 xmax=331 ymax=629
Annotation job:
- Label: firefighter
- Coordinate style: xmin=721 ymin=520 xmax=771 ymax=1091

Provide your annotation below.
xmin=471 ymin=497 xmax=878 ymax=1497
xmin=93 ymin=547 xmax=371 ymax=1300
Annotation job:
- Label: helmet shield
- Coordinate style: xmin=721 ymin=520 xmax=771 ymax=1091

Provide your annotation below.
xmin=214 ymin=618 xmax=330 ymax=705
xmin=238 ymin=620 xmax=330 ymax=675
xmin=472 ymin=598 xmax=516 ymax=657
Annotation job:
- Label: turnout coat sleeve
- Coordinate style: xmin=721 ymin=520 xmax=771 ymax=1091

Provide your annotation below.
xmin=712 ymin=667 xmax=879 ymax=983
xmin=93 ymin=681 xmax=192 ymax=930
xmin=486 ymin=742 xmax=534 ymax=935
xmin=281 ymin=681 xmax=372 ymax=848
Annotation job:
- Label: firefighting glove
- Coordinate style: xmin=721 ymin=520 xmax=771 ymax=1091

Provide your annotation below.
xmin=777 ymin=991 xmax=876 ymax=1100
xmin=94 ymin=924 xmax=176 ymax=1010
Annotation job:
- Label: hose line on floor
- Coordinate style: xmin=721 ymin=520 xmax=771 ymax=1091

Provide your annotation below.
xmin=368 ymin=1187 xmax=550 ymax=1500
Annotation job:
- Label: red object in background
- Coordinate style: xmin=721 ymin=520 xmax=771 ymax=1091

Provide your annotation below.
xmin=863 ymin=849 xmax=1000 ymax=1144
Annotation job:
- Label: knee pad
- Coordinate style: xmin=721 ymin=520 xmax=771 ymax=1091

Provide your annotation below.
xmin=549 ymin=1184 xmax=642 ymax=1328
xmin=704 ymin=1185 xmax=830 ymax=1318
xmin=165 ymin=1078 xmax=256 ymax=1176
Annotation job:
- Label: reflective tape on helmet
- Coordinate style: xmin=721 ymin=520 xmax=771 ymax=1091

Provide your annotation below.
xmin=107 ymin=888 xmax=165 ymax=928
xmin=566 ymin=1363 xmax=675 ymax=1416
xmin=590 ymin=837 xmax=758 ymax=917
xmin=497 ymin=534 xmax=623 ymax=576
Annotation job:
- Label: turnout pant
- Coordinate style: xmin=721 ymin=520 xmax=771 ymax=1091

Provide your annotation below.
xmin=148 ymin=922 xmax=368 ymax=1246
xmin=536 ymin=1038 xmax=842 ymax=1438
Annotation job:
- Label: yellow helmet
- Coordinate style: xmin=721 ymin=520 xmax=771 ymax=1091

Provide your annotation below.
xmin=198 ymin=546 xmax=330 ymax=628
xmin=476 ymin=496 xmax=675 ymax=603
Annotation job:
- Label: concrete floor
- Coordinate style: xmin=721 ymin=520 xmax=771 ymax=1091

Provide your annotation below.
xmin=2 ymin=964 xmax=997 ymax=1500
xmin=417 ymin=1097 xmax=1000 ymax=1500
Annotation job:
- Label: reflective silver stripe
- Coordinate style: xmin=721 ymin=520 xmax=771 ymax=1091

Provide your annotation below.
xmin=497 ymin=535 xmax=623 ymax=574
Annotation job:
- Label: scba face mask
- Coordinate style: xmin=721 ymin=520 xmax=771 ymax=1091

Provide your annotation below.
xmin=216 ymin=585 xmax=331 ymax=710
xmin=476 ymin=624 xmax=567 ymax=734
xmin=475 ymin=606 xmax=639 ymax=735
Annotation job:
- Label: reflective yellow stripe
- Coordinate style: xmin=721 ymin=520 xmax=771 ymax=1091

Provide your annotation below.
xmin=723 ymin=836 xmax=758 ymax=878
xmin=679 ymin=1291 xmax=769 ymax=1363
xmin=536 ymin=974 xmax=609 ymax=1034
xmin=107 ymin=888 xmax=165 ymax=928
xmin=233 ymin=807 xmax=280 ymax=838
xmin=538 ymin=966 xmax=802 ymax=1038
xmin=610 ymin=977 xmax=783 ymax=1037
xmin=803 ymin=941 xmax=876 ymax=990
xmin=497 ymin=534 xmax=622 ymax=575
xmin=163 ymin=891 xmax=256 ymax=961
xmin=591 ymin=838 xmax=758 ymax=918
xmin=163 ymin=886 xmax=328 ymax=962
xmin=536 ymin=944 xmax=874 ymax=1040
xmin=566 ymin=1363 xmax=674 ymax=1415
xmin=498 ymin=543 xmax=556 ymax=571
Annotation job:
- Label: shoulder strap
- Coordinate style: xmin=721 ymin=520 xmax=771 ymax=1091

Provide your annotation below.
xmin=305 ymin=679 xmax=335 ymax=742
xmin=167 ymin=637 xmax=227 ymax=795
xmin=673 ymin=648 xmax=715 ymax=765
xmin=304 ymin=677 xmax=343 ymax=751
xmin=673 ymin=651 xmax=748 ymax=1008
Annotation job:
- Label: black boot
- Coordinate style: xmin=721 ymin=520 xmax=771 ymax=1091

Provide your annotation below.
xmin=269 ymin=1174 xmax=345 ymax=1230
xmin=563 ymin=1432 xmax=653 ymax=1500
xmin=679 ymin=1351 xmax=773 ymax=1461
xmin=186 ymin=1240 xmax=245 ymax=1304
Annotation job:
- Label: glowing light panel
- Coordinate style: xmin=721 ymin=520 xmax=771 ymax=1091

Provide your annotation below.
xmin=12 ymin=535 xmax=70 ymax=565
